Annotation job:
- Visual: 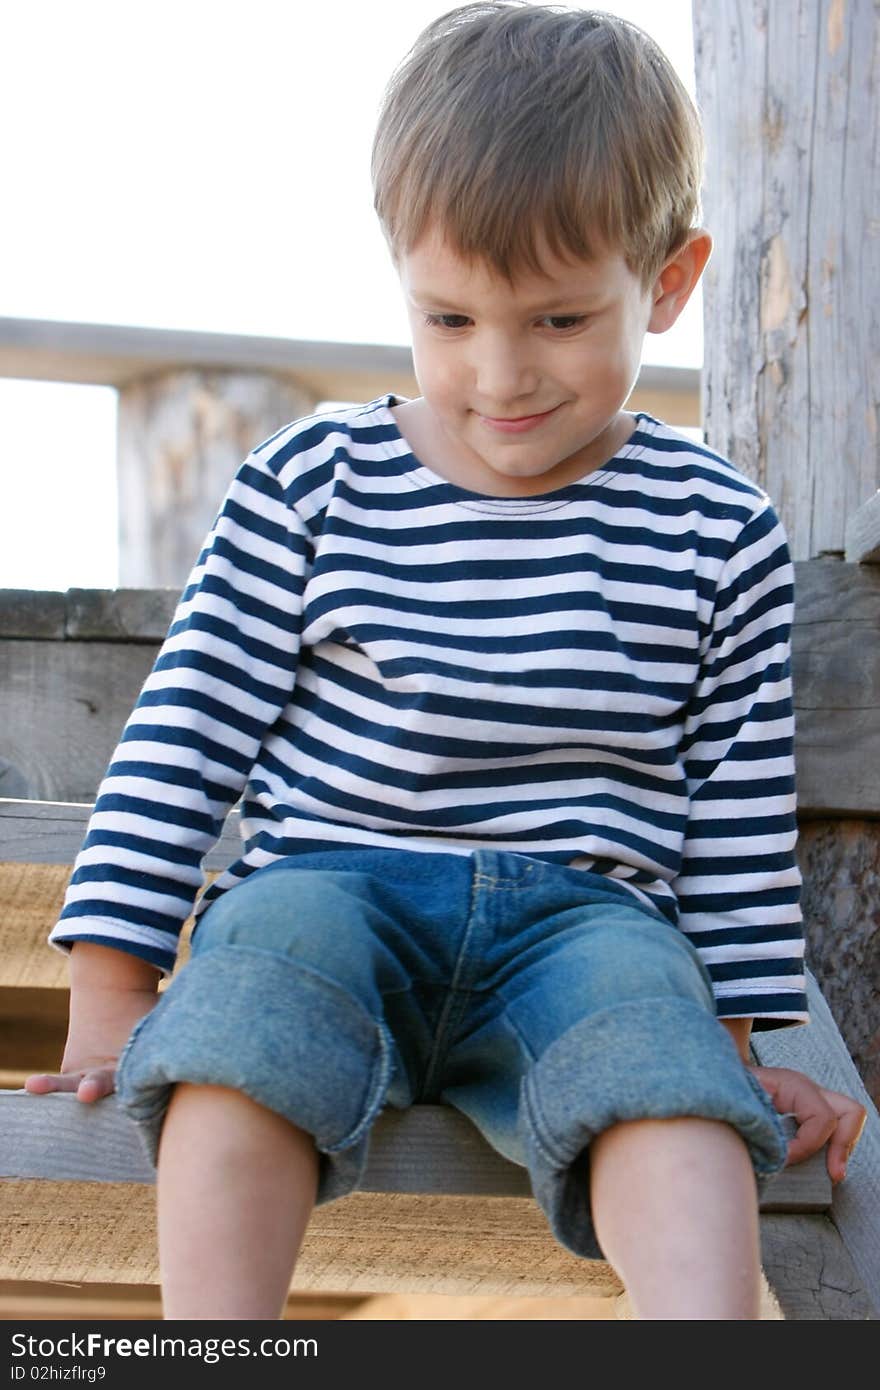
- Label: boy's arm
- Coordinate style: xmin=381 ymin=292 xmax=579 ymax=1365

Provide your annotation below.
xmin=672 ymin=503 xmax=806 ymax=1029
xmin=674 ymin=504 xmax=866 ymax=1177
xmin=47 ymin=446 xmax=309 ymax=980
xmin=26 ymin=942 xmax=162 ymax=1101
xmin=719 ymin=1016 xmax=751 ymax=1062
xmin=30 ymin=446 xmax=310 ymax=1096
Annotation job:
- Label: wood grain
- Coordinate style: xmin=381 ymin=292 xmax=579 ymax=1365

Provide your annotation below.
xmin=760 ymin=1214 xmax=876 ymax=1320
xmin=845 ymin=491 xmax=880 ymax=564
xmin=116 ymin=370 xmax=316 ymax=588
xmin=0 ymin=1180 xmax=624 ymax=1296
xmin=0 ymin=641 xmax=157 ymax=801
xmin=0 ymin=1090 xmax=832 ymax=1211
xmin=694 ymin=1 xmax=880 ymax=561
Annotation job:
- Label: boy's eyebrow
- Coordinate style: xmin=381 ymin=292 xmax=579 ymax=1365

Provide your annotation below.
xmin=408 ymin=287 xmax=605 ymax=312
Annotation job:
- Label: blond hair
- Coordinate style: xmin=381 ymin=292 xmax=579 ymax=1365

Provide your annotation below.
xmin=372 ymin=2 xmax=703 ymax=288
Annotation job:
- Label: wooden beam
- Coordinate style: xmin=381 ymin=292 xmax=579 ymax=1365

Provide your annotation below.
xmin=116 ymin=370 xmax=318 ymax=588
xmin=845 ymin=491 xmax=880 ymax=565
xmin=791 ymin=560 xmax=880 ymax=817
xmin=0 ymin=1092 xmax=830 ymax=1210
xmin=0 ymin=809 xmax=240 ymax=871
xmin=694 ymin=1 xmax=880 ymax=561
xmin=0 ymin=588 xmax=179 ymax=642
xmin=760 ymin=1214 xmax=876 ymax=1319
xmin=0 ymin=315 xmax=415 ymax=392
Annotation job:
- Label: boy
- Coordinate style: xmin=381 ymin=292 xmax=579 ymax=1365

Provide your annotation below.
xmin=28 ymin=3 xmax=865 ymax=1319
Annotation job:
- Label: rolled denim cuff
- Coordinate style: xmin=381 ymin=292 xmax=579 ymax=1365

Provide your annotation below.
xmin=518 ymin=996 xmax=788 ymax=1259
xmin=115 ymin=943 xmax=394 ymax=1205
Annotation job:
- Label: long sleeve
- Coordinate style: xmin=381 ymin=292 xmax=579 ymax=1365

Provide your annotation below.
xmin=49 ymin=449 xmax=310 ymax=977
xmin=671 ymin=502 xmax=808 ymax=1028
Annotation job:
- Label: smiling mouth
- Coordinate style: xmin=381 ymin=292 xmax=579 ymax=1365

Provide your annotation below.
xmin=479 ymin=405 xmax=560 ymax=433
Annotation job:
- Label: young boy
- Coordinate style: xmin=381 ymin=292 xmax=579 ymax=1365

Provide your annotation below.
xmin=28 ymin=3 xmax=865 ymax=1319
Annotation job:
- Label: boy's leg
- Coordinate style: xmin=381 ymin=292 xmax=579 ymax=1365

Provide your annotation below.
xmin=156 ymin=1082 xmax=319 ymax=1320
xmin=116 ymin=851 xmax=471 ymax=1321
xmin=437 ymin=855 xmax=786 ymax=1320
xmin=589 ymin=1115 xmax=761 ymax=1320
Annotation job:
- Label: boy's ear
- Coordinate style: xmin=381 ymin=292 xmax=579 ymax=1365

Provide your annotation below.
xmin=646 ymin=229 xmax=713 ymax=333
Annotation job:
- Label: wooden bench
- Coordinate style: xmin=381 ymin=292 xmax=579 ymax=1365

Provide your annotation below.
xmin=1 ymin=798 xmax=878 ymax=1319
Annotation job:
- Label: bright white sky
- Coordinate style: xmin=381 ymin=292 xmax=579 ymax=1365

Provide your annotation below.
xmin=0 ymin=0 xmax=699 ymax=590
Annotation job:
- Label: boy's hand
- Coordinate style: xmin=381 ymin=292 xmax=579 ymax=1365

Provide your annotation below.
xmin=24 ymin=983 xmax=159 ymax=1102
xmin=25 ymin=943 xmax=161 ymax=1104
xmin=749 ymin=1065 xmax=867 ymax=1184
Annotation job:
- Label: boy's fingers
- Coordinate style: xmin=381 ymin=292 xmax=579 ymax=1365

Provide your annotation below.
xmin=825 ymin=1104 xmax=868 ymax=1183
xmin=74 ymin=1071 xmax=116 ymax=1101
xmin=23 ymin=1070 xmax=116 ymax=1101
xmin=784 ymin=1107 xmax=837 ymax=1167
xmin=24 ymin=1073 xmax=82 ymax=1094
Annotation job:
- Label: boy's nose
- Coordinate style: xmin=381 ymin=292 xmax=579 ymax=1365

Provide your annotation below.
xmin=472 ymin=338 xmax=539 ymax=407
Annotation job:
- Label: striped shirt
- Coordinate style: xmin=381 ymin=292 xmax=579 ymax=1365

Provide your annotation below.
xmin=50 ymin=396 xmax=808 ymax=1025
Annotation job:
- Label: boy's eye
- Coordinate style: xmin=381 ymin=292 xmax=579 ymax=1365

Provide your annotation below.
xmin=542 ymin=315 xmax=587 ymax=331
xmin=423 ymin=313 xmax=470 ymax=330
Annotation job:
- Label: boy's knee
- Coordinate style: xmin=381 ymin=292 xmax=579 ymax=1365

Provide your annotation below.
xmin=160 ymin=1080 xmax=320 ymax=1156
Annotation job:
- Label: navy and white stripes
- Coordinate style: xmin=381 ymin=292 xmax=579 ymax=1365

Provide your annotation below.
xmin=50 ymin=397 xmax=807 ymax=1024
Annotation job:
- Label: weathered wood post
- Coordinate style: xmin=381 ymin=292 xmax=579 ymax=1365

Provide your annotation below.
xmin=692 ymin=0 xmax=879 ymax=560
xmin=692 ymin=0 xmax=880 ymax=1105
xmin=117 ymin=370 xmax=317 ymax=587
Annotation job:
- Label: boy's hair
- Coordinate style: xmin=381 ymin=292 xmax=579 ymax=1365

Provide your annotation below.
xmin=372 ymin=2 xmax=703 ymax=288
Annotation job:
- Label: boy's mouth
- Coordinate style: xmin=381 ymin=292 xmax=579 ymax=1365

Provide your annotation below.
xmin=478 ymin=405 xmax=560 ymax=434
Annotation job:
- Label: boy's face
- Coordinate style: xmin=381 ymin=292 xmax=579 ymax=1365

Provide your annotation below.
xmin=395 ymin=226 xmax=690 ymax=497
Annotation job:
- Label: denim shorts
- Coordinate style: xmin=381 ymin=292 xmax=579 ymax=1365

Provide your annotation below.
xmin=115 ymin=847 xmax=788 ymax=1260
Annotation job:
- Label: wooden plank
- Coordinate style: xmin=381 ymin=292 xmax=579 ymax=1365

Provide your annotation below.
xmin=0 ymin=1280 xmax=362 ymax=1321
xmin=0 ymin=1181 xmax=160 ymax=1284
xmin=797 ymin=819 xmax=880 ymax=1113
xmin=0 ymin=802 xmax=241 ymax=868
xmin=340 ymin=1291 xmax=620 ymax=1319
xmin=752 ymin=973 xmax=880 ymax=1317
xmin=791 ymin=561 xmax=880 ymax=817
xmin=0 ymin=988 xmax=69 ymax=1068
xmin=0 ymin=642 xmax=157 ymax=801
xmin=0 ymin=591 xmax=65 ymax=639
xmin=793 ymin=558 xmax=880 ymax=626
xmin=0 ymin=315 xmax=419 ymax=390
xmin=760 ymin=1214 xmax=876 ymax=1320
xmin=845 ymin=490 xmax=880 ymax=564
xmin=65 ymin=589 xmax=179 ymax=642
xmin=372 ymin=1280 xmax=785 ymax=1320
xmin=0 ymin=1090 xmax=831 ymax=1209
xmin=0 ymin=865 xmax=80 ymax=986
xmin=0 ymin=1164 xmax=841 ymax=1307
xmin=0 ymin=590 xmax=179 ymax=642
xmin=0 ymin=1180 xmax=624 ymax=1297
xmin=0 ymin=860 xmax=205 ymax=989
